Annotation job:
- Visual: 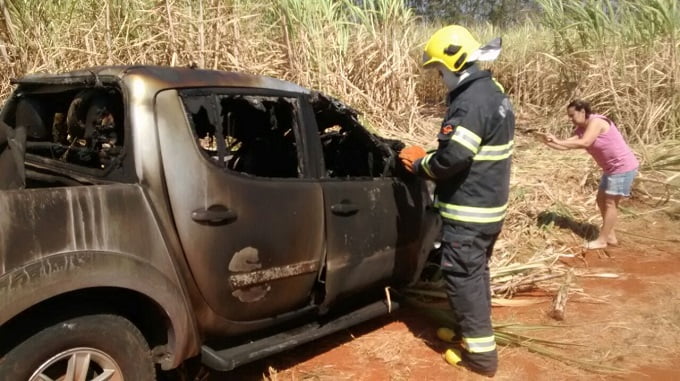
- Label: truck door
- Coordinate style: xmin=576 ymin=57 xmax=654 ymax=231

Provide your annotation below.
xmin=155 ymin=89 xmax=324 ymax=322
xmin=301 ymin=94 xmax=436 ymax=306
xmin=319 ymin=178 xmax=402 ymax=303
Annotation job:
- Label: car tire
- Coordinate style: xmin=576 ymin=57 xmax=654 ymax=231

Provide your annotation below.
xmin=0 ymin=313 xmax=156 ymax=381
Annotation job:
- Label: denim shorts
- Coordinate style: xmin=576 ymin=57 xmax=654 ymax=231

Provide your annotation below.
xmin=599 ymin=169 xmax=638 ymax=196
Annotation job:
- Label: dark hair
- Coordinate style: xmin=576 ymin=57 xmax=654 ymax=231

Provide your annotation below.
xmin=567 ymin=99 xmax=592 ymax=117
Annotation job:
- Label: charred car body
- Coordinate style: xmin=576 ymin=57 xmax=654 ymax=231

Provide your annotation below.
xmin=0 ymin=66 xmax=439 ymax=380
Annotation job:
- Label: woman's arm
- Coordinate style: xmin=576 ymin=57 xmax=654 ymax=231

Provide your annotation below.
xmin=539 ymin=132 xmax=573 ymax=150
xmin=544 ymin=140 xmax=570 ymax=150
xmin=549 ymin=119 xmax=605 ymax=149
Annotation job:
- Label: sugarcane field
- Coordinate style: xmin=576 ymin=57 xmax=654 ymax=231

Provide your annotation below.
xmin=1 ymin=1 xmax=679 ymax=381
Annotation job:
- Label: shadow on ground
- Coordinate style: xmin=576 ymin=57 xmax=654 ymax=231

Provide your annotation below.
xmin=171 ymin=314 xmax=399 ymax=380
xmin=536 ymin=211 xmax=599 ymax=240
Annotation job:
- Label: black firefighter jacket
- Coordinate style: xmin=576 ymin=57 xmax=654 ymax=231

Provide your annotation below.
xmin=414 ymin=69 xmax=515 ymax=235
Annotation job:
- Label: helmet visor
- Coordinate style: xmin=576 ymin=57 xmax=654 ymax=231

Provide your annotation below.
xmin=422 ymin=51 xmax=431 ymax=64
xmin=422 ymin=51 xmax=439 ymax=68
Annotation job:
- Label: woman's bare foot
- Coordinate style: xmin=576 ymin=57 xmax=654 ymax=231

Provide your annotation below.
xmin=607 ymin=232 xmax=618 ymax=246
xmin=584 ymin=240 xmax=608 ymax=249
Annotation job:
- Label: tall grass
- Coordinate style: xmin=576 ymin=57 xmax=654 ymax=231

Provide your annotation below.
xmin=0 ymin=0 xmax=678 ymax=143
xmin=0 ymin=0 xmax=426 ymax=140
xmin=525 ymin=0 xmax=680 ymax=142
xmin=537 ymin=0 xmax=678 ymax=46
xmin=272 ymin=0 xmax=423 ymax=137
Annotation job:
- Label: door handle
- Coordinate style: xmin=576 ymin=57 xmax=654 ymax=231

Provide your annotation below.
xmin=191 ymin=205 xmax=238 ymax=225
xmin=331 ymin=201 xmax=359 ymax=216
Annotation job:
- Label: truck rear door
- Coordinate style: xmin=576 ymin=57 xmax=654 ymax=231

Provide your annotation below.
xmin=155 ymin=89 xmax=325 ymax=322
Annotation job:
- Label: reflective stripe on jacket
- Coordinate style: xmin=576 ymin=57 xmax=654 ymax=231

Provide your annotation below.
xmin=416 ymin=70 xmax=515 ymax=234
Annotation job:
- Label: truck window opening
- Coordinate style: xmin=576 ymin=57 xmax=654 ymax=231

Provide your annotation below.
xmin=184 ymin=94 xmax=300 ymax=179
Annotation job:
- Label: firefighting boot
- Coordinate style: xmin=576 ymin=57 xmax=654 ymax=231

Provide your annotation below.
xmin=436 ymin=327 xmax=462 ymax=343
xmin=444 ymin=348 xmax=496 ymax=378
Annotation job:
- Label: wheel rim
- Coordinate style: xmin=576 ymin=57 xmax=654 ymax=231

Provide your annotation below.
xmin=29 ymin=347 xmax=124 ymax=381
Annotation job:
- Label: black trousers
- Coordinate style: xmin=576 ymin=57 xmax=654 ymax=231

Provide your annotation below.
xmin=440 ymin=223 xmax=499 ymax=373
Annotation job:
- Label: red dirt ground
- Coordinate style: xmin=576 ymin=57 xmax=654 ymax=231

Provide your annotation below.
xmin=206 ymin=215 xmax=680 ymax=381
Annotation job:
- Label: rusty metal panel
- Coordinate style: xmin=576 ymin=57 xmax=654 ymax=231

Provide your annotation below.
xmin=228 ymin=259 xmax=320 ymax=289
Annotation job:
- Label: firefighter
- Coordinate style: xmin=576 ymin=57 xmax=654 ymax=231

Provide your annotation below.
xmin=399 ymin=25 xmax=515 ymax=377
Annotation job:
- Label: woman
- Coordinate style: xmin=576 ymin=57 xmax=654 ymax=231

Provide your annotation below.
xmin=543 ymin=99 xmax=639 ymax=249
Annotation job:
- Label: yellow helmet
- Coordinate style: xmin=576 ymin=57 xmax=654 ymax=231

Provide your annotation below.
xmin=423 ymin=25 xmax=481 ymax=73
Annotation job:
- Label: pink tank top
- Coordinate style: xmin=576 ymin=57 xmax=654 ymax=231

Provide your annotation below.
xmin=574 ymin=114 xmax=639 ymax=174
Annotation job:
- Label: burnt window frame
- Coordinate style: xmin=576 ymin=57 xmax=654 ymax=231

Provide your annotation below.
xmin=178 ymin=87 xmax=313 ymax=180
xmin=1 ymin=79 xmax=136 ymax=185
xmin=302 ymin=92 xmax=400 ymax=181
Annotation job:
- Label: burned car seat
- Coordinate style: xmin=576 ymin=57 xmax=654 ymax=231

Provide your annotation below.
xmin=16 ymin=98 xmax=51 ymax=142
xmin=64 ymin=89 xmax=123 ymax=168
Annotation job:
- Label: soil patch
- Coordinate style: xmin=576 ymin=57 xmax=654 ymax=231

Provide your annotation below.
xmin=207 ymin=215 xmax=680 ymax=380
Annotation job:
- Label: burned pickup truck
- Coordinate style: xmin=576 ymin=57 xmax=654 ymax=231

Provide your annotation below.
xmin=0 ymin=66 xmax=439 ymax=380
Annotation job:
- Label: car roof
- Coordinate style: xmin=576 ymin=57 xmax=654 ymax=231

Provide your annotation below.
xmin=13 ymin=65 xmax=310 ymax=95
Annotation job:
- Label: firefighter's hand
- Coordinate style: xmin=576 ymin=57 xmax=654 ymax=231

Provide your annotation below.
xmin=399 ymin=146 xmax=427 ymax=173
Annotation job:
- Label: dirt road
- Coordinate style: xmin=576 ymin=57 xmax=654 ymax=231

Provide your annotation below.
xmin=202 ymin=214 xmax=680 ymax=381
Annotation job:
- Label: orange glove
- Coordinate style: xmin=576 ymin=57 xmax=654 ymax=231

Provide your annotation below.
xmin=399 ymin=145 xmax=427 ymax=173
